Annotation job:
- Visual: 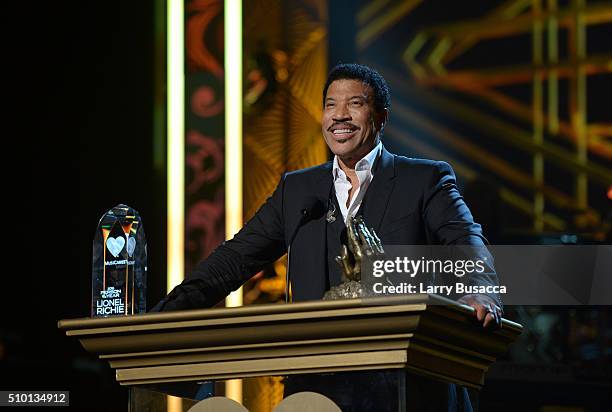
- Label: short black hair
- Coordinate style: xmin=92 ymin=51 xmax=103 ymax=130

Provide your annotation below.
xmin=323 ymin=63 xmax=391 ymax=114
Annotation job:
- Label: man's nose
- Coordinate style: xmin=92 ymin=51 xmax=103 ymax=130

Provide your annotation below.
xmin=332 ymin=104 xmax=351 ymax=121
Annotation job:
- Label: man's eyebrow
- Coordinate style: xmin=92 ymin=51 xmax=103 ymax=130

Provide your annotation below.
xmin=325 ymin=95 xmax=367 ymax=101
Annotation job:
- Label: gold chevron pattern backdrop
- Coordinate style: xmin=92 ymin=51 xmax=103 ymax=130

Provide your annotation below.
xmin=357 ymin=0 xmax=611 ymax=238
xmin=243 ymin=1 xmax=329 ymax=220
xmin=242 ymin=1 xmax=328 ymax=409
xmin=241 ymin=0 xmax=328 ymax=307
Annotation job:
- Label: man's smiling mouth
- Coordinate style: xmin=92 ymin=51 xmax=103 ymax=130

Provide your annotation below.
xmin=329 ymin=124 xmax=359 ymax=140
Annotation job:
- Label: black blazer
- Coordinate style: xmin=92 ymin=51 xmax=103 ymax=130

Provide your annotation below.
xmin=152 ymin=146 xmax=497 ymax=311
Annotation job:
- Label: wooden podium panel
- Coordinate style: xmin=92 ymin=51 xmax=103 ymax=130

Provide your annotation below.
xmin=58 ymin=294 xmax=521 ymax=389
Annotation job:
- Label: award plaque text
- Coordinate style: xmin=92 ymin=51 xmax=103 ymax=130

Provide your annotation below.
xmin=91 ymin=204 xmax=147 ymax=317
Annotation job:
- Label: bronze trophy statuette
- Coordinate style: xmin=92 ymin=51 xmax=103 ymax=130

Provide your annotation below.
xmin=324 ymin=215 xmax=385 ymax=300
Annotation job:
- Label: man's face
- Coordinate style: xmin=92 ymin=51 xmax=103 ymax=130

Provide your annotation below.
xmin=322 ymin=79 xmax=385 ymax=163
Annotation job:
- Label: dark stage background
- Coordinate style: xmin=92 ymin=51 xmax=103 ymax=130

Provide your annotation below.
xmin=23 ymin=1 xmax=162 ymax=409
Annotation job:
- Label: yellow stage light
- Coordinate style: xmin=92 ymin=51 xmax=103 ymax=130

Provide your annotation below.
xmin=224 ymin=0 xmax=243 ymax=404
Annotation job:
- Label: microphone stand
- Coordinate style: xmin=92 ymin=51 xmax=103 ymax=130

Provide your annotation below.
xmin=285 ymin=209 xmax=311 ymax=303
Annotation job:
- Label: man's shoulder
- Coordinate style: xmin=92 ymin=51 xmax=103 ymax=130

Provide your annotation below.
xmin=390 ymin=153 xmax=452 ymax=176
xmin=279 ymin=151 xmax=454 ymax=181
xmin=285 ymin=161 xmax=332 ymax=181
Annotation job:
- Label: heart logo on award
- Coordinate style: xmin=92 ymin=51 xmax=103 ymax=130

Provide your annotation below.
xmin=127 ymin=237 xmax=136 ymax=256
xmin=107 ymin=236 xmax=125 ymax=257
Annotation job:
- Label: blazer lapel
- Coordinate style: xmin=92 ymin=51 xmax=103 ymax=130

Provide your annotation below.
xmin=359 ymin=145 xmax=396 ymax=232
xmin=290 ymin=162 xmax=333 ymax=301
xmin=313 ymin=161 xmax=334 ymax=279
xmin=313 ymin=161 xmax=334 ymax=206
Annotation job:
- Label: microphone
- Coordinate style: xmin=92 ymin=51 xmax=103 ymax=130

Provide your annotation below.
xmin=285 ymin=198 xmax=325 ymax=302
xmin=326 ymin=202 xmax=337 ymax=223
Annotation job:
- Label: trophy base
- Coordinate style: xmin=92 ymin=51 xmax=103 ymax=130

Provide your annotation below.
xmin=323 ymin=280 xmax=371 ymax=300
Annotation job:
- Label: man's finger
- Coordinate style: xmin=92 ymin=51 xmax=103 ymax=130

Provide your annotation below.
xmin=474 ymin=304 xmax=487 ymax=321
xmin=483 ymin=311 xmax=496 ymax=328
xmin=493 ymin=308 xmax=502 ymax=327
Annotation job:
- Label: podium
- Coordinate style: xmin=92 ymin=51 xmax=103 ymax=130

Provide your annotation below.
xmin=58 ymin=294 xmax=522 ymax=411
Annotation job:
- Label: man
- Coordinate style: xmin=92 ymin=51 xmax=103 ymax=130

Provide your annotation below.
xmin=152 ymin=63 xmax=501 ymax=410
xmin=153 ymin=63 xmax=500 ymax=321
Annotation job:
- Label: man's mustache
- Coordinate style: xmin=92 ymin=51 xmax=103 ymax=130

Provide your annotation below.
xmin=328 ymin=122 xmax=360 ymax=131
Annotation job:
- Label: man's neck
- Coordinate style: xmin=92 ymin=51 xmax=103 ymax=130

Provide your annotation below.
xmin=338 ymin=157 xmax=359 ymax=177
xmin=337 ymin=140 xmax=379 ymax=175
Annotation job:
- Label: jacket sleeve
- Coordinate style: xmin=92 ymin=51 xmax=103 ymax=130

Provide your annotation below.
xmin=150 ymin=175 xmax=288 ymax=312
xmin=422 ymin=161 xmax=502 ymax=308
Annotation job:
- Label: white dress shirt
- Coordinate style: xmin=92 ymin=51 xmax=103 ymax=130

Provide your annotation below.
xmin=332 ymin=142 xmax=382 ymax=224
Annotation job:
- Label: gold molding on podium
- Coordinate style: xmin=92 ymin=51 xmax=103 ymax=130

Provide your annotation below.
xmin=59 ymin=295 xmax=522 ymax=390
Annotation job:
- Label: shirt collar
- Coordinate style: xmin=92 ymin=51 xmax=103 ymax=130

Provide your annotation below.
xmin=332 ymin=141 xmax=382 ymax=179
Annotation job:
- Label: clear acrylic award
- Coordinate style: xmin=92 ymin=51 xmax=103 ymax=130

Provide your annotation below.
xmin=91 ymin=204 xmax=147 ymax=317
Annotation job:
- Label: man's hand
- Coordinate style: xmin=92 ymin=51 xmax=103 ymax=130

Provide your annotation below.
xmin=457 ymin=294 xmax=502 ymax=329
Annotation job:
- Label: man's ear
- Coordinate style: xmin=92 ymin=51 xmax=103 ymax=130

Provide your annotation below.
xmin=376 ymin=108 xmax=389 ymax=131
xmin=381 ymin=108 xmax=389 ymax=128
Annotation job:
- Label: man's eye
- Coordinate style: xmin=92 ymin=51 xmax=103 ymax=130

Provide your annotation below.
xmin=351 ymin=101 xmax=363 ymax=106
xmin=326 ymin=103 xmax=335 ymax=108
